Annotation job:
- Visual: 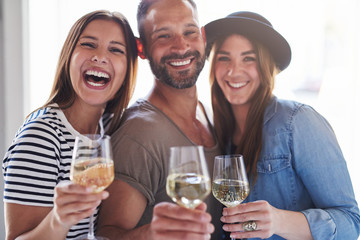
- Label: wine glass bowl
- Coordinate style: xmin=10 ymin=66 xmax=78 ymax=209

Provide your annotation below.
xmin=70 ymin=134 xmax=114 ymax=240
xmin=166 ymin=146 xmax=211 ymax=209
xmin=212 ymin=154 xmax=249 ymax=208
xmin=212 ymin=154 xmax=249 ymax=240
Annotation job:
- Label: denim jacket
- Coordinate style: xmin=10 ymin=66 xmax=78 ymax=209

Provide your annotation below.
xmin=241 ymin=96 xmax=360 ymax=240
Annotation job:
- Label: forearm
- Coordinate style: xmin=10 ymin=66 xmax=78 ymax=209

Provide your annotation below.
xmin=7 ymin=209 xmax=68 ymax=240
xmin=275 ymin=209 xmax=313 ymax=240
xmin=97 ymin=224 xmax=151 ymax=240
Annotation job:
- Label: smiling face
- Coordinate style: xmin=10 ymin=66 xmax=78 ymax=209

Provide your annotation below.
xmin=214 ymin=34 xmax=260 ymax=107
xmin=69 ymin=19 xmax=128 ymax=109
xmin=142 ymin=0 xmax=205 ymax=89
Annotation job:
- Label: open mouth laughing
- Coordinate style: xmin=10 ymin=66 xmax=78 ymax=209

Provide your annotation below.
xmin=84 ymin=70 xmax=110 ymax=87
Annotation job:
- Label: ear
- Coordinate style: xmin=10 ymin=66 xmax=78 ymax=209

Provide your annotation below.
xmin=136 ymin=37 xmax=146 ymax=59
xmin=201 ymin=26 xmax=206 ymax=45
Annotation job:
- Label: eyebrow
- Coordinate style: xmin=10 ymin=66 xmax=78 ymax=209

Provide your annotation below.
xmin=80 ymin=36 xmax=126 ymax=47
xmin=152 ymin=23 xmax=198 ymax=34
xmin=217 ymin=49 xmax=256 ymax=56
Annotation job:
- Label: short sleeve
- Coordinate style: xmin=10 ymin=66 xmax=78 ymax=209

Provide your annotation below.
xmin=3 ymin=119 xmax=61 ymax=207
xmin=111 ymin=132 xmax=161 ymax=205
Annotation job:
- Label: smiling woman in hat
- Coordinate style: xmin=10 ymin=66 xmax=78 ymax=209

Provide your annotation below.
xmin=205 ymin=11 xmax=360 ymax=240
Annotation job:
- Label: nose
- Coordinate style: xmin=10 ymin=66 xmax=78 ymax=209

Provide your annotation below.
xmin=170 ymin=35 xmax=190 ymax=54
xmin=91 ymin=52 xmax=108 ymax=64
xmin=227 ymin=59 xmax=243 ymax=76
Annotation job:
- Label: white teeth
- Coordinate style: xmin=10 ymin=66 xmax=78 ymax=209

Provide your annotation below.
xmin=169 ymin=59 xmax=191 ymax=66
xmin=229 ymin=82 xmax=247 ymax=88
xmin=87 ymin=81 xmax=106 ymax=87
xmin=85 ymin=70 xmax=109 ymax=79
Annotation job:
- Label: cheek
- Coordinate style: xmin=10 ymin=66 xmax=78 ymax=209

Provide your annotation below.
xmin=215 ymin=77 xmax=227 ymax=95
xmin=214 ymin=65 xmax=226 ymax=84
xmin=149 ymin=44 xmax=168 ymax=62
xmin=114 ymin=59 xmax=128 ymax=88
xmin=249 ymin=68 xmax=261 ymax=87
xmin=69 ymin=53 xmax=82 ymax=81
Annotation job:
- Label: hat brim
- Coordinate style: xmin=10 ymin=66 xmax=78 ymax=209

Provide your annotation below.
xmin=205 ymin=17 xmax=291 ymax=71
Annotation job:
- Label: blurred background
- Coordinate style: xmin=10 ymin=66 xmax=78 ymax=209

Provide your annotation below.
xmin=1 ymin=0 xmax=359 ymax=238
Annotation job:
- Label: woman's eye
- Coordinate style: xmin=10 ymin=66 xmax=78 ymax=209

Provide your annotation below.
xmin=110 ymin=48 xmax=125 ymax=55
xmin=244 ymin=56 xmax=256 ymax=62
xmin=217 ymin=56 xmax=230 ymax=61
xmin=80 ymin=42 xmax=95 ymax=48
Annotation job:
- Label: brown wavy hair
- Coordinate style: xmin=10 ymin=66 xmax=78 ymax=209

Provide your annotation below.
xmin=36 ymin=10 xmax=138 ymax=135
xmin=209 ymin=34 xmax=278 ymax=180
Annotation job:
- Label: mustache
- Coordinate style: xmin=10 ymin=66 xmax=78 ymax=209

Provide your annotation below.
xmin=160 ymin=51 xmax=201 ymax=64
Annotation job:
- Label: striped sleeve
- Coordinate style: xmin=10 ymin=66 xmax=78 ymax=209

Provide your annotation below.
xmin=3 ymin=111 xmax=62 ymax=207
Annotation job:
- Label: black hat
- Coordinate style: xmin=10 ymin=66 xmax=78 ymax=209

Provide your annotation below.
xmin=204 ymin=11 xmax=291 ymax=71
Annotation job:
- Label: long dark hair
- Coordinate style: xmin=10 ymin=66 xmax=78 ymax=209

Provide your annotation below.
xmin=36 ymin=10 xmax=138 ymax=135
xmin=209 ymin=34 xmax=278 ymax=180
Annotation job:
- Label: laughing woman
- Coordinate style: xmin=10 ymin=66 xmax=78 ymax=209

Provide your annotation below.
xmin=2 ymin=10 xmax=137 ymax=240
xmin=205 ymin=11 xmax=360 ymax=240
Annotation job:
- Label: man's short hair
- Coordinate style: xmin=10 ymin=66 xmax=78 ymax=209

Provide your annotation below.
xmin=136 ymin=0 xmax=198 ymax=46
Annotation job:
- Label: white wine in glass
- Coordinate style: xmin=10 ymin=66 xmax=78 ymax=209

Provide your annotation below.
xmin=212 ymin=154 xmax=249 ymax=240
xmin=166 ymin=146 xmax=211 ymax=209
xmin=70 ymin=134 xmax=114 ymax=240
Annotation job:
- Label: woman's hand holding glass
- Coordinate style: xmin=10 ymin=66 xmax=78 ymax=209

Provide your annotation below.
xmin=70 ymin=134 xmax=114 ymax=240
xmin=221 ymin=199 xmax=284 ymax=239
xmin=53 ymin=181 xmax=109 ymax=230
xmin=212 ymin=154 xmax=250 ymax=240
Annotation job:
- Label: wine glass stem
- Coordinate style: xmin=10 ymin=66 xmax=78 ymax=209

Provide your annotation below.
xmin=88 ymin=214 xmax=95 ymax=240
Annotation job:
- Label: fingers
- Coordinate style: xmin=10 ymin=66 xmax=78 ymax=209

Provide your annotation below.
xmin=152 ymin=230 xmax=211 ymax=240
xmin=223 ymin=200 xmax=268 ymax=216
xmin=195 ymin=202 xmax=207 ymax=211
xmin=53 ymin=182 xmax=109 ymax=228
xmin=154 ymin=202 xmax=211 ymax=222
xmin=221 ymin=200 xmax=270 ymax=222
xmin=55 ymin=181 xmax=98 ymax=195
xmin=220 ymin=200 xmax=275 ymax=239
xmin=151 ymin=202 xmax=214 ymax=240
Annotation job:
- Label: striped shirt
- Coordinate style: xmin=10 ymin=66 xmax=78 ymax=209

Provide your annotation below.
xmin=2 ymin=105 xmax=112 ymax=239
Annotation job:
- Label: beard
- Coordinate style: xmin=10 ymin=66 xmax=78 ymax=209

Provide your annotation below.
xmin=148 ymin=50 xmax=205 ymax=89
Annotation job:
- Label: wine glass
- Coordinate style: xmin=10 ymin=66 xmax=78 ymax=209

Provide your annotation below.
xmin=70 ymin=134 xmax=114 ymax=240
xmin=166 ymin=145 xmax=211 ymax=209
xmin=212 ymin=154 xmax=249 ymax=240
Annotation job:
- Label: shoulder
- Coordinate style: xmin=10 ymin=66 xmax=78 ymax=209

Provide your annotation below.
xmin=111 ymin=99 xmax=193 ymax=155
xmin=17 ymin=107 xmax=65 ymax=136
xmin=8 ymin=107 xmax=72 ymax=153
xmin=267 ymin=97 xmax=324 ymax=124
xmin=114 ymin=100 xmax=176 ymax=138
xmin=265 ymin=97 xmax=333 ymax=135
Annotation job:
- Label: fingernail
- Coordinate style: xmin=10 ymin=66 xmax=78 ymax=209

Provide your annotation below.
xmin=207 ymin=224 xmax=214 ymax=232
xmin=220 ymin=216 xmax=225 ymax=222
xmin=102 ymin=191 xmax=109 ymax=198
xmin=223 ymin=225 xmax=229 ymax=231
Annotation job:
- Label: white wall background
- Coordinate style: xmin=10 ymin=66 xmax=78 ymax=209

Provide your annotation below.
xmin=1 ymin=0 xmax=360 ymax=238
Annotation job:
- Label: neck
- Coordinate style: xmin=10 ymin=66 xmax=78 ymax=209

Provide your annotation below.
xmin=146 ymin=79 xmax=215 ymax=147
xmin=63 ymin=101 xmax=105 ymax=135
xmin=147 ymin=79 xmax=198 ymax=119
xmin=231 ymin=103 xmax=250 ymax=143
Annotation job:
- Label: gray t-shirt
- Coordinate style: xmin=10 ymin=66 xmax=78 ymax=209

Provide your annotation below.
xmin=112 ymin=99 xmax=223 ymax=240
